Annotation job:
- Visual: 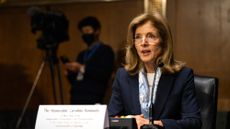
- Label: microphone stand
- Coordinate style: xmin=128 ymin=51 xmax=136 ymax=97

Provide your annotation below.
xmin=140 ymin=103 xmax=160 ymax=129
xmin=141 ymin=66 xmax=160 ymax=129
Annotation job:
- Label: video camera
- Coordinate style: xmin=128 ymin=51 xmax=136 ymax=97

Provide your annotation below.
xmin=28 ymin=7 xmax=69 ymax=50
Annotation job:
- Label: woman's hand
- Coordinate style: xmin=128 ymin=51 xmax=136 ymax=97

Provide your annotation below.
xmin=133 ymin=114 xmax=149 ymax=129
xmin=154 ymin=120 xmax=163 ymax=127
xmin=133 ymin=115 xmax=164 ymax=129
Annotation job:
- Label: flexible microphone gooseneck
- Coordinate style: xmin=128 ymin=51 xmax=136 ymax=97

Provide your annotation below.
xmin=140 ymin=63 xmax=164 ymax=129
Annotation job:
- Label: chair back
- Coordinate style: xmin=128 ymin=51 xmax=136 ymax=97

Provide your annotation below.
xmin=194 ymin=75 xmax=218 ymax=129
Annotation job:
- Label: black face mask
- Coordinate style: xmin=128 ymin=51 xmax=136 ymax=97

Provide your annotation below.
xmin=82 ymin=33 xmax=95 ymax=46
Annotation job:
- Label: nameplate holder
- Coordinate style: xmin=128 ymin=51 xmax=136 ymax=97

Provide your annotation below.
xmin=35 ymin=105 xmax=109 ymax=129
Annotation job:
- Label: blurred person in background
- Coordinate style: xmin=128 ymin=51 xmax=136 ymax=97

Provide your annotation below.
xmin=63 ymin=16 xmax=115 ymax=104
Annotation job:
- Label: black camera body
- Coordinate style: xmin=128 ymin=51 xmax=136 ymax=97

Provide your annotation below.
xmin=28 ymin=7 xmax=69 ymax=50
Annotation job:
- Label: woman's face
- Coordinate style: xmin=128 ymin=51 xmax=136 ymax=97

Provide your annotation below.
xmin=134 ymin=21 xmax=161 ymax=65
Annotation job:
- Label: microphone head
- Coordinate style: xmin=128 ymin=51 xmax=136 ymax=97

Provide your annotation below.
xmin=155 ymin=58 xmax=164 ymax=68
xmin=158 ymin=62 xmax=164 ymax=67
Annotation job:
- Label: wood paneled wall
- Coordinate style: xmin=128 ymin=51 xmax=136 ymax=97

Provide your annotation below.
xmin=0 ymin=1 xmax=143 ymax=110
xmin=167 ymin=0 xmax=230 ymax=111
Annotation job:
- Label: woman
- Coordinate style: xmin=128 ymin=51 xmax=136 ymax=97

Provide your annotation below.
xmin=108 ymin=12 xmax=201 ymax=129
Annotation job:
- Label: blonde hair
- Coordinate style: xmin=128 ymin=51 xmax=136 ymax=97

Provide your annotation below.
xmin=124 ymin=12 xmax=185 ymax=75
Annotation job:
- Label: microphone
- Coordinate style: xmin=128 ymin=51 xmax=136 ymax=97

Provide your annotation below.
xmin=140 ymin=104 xmax=160 ymax=129
xmin=141 ymin=63 xmax=164 ymax=129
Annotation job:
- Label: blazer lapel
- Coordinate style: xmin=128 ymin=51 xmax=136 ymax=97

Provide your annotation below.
xmin=128 ymin=74 xmax=141 ymax=114
xmin=154 ymin=73 xmax=175 ymax=119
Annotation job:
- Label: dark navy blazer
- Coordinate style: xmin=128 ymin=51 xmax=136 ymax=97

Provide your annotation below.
xmin=108 ymin=67 xmax=201 ymax=129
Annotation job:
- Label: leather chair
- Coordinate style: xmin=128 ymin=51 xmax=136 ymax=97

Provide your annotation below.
xmin=194 ymin=75 xmax=218 ymax=129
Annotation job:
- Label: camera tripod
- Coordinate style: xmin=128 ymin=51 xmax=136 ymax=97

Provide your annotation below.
xmin=15 ymin=47 xmax=64 ymax=129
